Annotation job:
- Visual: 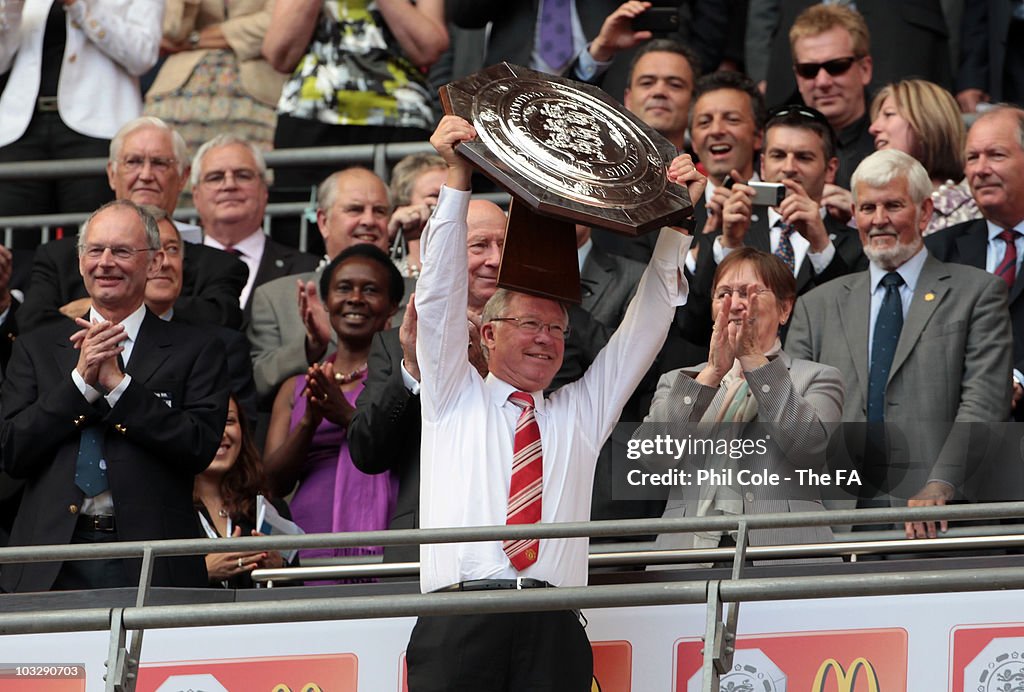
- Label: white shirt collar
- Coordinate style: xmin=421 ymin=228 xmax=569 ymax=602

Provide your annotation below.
xmin=88 ymin=303 xmax=147 ymax=365
xmin=203 ymin=228 xmax=265 ymax=257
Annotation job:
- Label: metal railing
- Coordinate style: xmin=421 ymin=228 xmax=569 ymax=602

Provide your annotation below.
xmin=0 ymin=142 xmax=512 ymax=251
xmin=2 ymin=503 xmax=1024 ymax=691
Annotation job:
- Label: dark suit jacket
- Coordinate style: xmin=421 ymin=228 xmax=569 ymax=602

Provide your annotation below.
xmin=244 ymin=238 xmax=320 ymax=318
xmin=956 ymin=0 xmax=1012 ymax=100
xmin=760 ymin=0 xmax=952 ymax=109
xmin=925 ymin=218 xmax=1024 ymax=378
xmin=348 ymin=308 xmax=612 ymax=563
xmin=694 ymin=212 xmax=866 ymax=295
xmin=18 ymin=237 xmax=247 ymax=333
xmin=0 ymin=310 xmax=230 ymax=592
xmin=447 ymin=0 xmax=729 ymax=102
xmin=581 ymin=243 xmax=644 ymax=330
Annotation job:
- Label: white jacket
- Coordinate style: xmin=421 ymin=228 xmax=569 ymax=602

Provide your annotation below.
xmin=0 ymin=0 xmax=163 ymax=147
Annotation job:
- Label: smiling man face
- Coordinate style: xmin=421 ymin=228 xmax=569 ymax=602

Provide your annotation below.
xmin=624 ymin=49 xmax=696 ymax=152
xmin=317 ymin=168 xmax=391 ymax=259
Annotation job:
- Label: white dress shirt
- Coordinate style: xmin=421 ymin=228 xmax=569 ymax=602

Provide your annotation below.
xmin=69 ymin=302 xmax=147 ymax=515
xmin=415 ymin=187 xmax=691 ymax=593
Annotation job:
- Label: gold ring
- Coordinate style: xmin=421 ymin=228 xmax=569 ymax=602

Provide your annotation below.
xmin=237 ymin=558 xmax=243 ymax=568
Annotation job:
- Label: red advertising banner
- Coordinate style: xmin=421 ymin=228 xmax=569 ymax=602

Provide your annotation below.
xmin=136 ymin=653 xmax=358 ymax=692
xmin=950 ymin=623 xmax=1024 ymax=692
xmin=674 ymin=628 xmax=908 ymax=691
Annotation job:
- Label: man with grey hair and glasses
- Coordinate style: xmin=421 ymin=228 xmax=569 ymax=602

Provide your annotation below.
xmin=192 ymin=134 xmax=318 ymax=317
xmin=1 ymin=200 xmax=229 ymax=593
xmin=19 ymin=117 xmax=248 ymax=332
xmin=786 ymin=149 xmax=1012 ymax=540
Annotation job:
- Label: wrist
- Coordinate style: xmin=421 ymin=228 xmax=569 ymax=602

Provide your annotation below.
xmin=589 ymin=38 xmax=614 ymax=63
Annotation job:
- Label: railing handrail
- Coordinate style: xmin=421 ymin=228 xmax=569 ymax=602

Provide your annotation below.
xmin=1 ymin=501 xmax=1021 ymax=566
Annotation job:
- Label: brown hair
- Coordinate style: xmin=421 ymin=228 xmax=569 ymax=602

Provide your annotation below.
xmin=194 ymin=395 xmax=270 ymax=523
xmin=713 ymin=247 xmax=797 ymax=307
xmin=789 ymin=4 xmax=870 ymax=59
xmin=870 ymin=80 xmax=965 ymax=182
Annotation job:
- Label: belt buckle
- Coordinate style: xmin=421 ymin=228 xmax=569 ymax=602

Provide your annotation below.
xmin=516 ymin=577 xmax=525 ymax=590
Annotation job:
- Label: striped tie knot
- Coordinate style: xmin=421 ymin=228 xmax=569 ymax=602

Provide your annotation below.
xmin=509 ymin=391 xmax=535 ymax=411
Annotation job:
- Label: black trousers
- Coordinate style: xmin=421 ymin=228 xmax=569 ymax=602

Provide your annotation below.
xmin=51 ymin=526 xmax=131 ymax=591
xmin=406 ymin=610 xmax=593 ymax=692
xmin=0 ymin=111 xmax=113 ymax=224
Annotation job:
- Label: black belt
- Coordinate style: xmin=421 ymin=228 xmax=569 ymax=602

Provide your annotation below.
xmin=437 ymin=578 xmax=553 ymax=592
xmin=36 ymin=96 xmax=59 ymax=113
xmin=76 ymin=514 xmax=116 ymax=533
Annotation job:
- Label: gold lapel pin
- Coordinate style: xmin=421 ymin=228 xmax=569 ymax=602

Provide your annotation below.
xmin=924 ymin=292 xmax=936 ymax=302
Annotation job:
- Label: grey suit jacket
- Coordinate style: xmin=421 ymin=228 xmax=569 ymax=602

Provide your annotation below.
xmin=785 ymin=255 xmax=1013 ymax=503
xmin=580 ymin=243 xmax=645 ymax=330
xmin=643 ymin=352 xmax=842 ymax=552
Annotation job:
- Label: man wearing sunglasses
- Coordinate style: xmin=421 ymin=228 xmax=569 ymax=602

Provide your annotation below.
xmin=787 ymin=4 xmax=876 ymax=189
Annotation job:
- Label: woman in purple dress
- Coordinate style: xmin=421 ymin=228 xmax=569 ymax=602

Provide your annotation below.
xmin=264 ymin=244 xmax=404 ymax=576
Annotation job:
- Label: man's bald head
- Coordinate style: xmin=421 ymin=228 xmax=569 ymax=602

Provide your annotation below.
xmin=466 ymin=200 xmax=507 ymax=312
xmin=317 ymin=167 xmax=391 ymax=258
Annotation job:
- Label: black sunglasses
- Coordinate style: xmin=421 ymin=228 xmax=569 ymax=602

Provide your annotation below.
xmin=766 ymin=104 xmax=832 ymax=129
xmin=793 ymin=56 xmax=860 ymax=79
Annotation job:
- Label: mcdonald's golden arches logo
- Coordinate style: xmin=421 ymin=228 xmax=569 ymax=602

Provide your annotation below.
xmin=812 ymin=657 xmax=880 ymax=692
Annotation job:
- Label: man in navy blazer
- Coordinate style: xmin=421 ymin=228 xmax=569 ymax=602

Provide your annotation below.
xmin=1 ymin=201 xmax=229 ymax=592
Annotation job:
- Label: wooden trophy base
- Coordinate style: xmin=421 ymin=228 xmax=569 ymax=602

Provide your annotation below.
xmin=498 ymin=199 xmax=582 ymax=304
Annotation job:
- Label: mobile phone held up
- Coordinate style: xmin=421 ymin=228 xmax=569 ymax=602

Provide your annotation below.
xmin=632 ymin=7 xmax=679 ymax=34
xmin=721 ymin=175 xmax=786 ymax=207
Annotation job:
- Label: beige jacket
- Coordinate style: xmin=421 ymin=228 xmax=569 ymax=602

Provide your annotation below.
xmin=147 ymin=0 xmax=287 ymax=107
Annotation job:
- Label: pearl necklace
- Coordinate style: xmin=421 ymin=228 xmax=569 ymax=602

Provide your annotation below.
xmin=333 ymin=363 xmax=368 ymax=385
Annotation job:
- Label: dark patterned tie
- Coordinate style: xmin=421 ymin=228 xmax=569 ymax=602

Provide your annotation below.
xmin=775 ymin=222 xmax=797 ymax=274
xmin=504 ymin=391 xmax=543 ymax=570
xmin=867 ymin=272 xmax=904 ymax=422
xmin=75 ymin=427 xmax=108 ymax=496
xmin=995 ymin=229 xmax=1019 ymax=290
xmin=538 ymin=0 xmax=574 ymax=70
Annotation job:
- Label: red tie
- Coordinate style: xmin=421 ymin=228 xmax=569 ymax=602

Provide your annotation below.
xmin=504 ymin=391 xmax=543 ymax=570
xmin=996 ymin=229 xmax=1019 ymax=289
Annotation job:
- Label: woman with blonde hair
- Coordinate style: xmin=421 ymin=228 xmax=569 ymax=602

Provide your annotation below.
xmin=869 ymin=79 xmax=980 ymax=234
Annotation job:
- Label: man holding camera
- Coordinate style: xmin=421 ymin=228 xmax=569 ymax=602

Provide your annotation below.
xmin=697 ymin=105 xmax=865 ymax=300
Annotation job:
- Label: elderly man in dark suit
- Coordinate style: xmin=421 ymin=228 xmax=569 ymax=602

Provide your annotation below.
xmin=18 ymin=117 xmax=248 ymax=333
xmin=786 ymin=149 xmax=1012 ymax=539
xmin=1 ymin=201 xmax=229 ymax=592
xmin=192 ymin=134 xmax=319 ymax=318
xmin=925 ymin=106 xmax=1024 ymax=420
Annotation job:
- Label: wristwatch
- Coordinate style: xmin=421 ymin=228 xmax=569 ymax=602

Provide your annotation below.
xmin=188 ymin=30 xmax=200 ymax=49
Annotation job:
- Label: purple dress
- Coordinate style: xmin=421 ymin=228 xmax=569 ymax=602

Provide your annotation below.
xmin=287 ymin=374 xmax=398 ymax=577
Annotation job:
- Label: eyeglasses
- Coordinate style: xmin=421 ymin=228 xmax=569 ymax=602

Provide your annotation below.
xmin=793 ymin=56 xmax=860 ymax=80
xmin=490 ymin=316 xmax=571 ymax=340
xmin=120 ymin=155 xmax=176 ymax=173
xmin=200 ymin=168 xmax=262 ymax=186
xmin=712 ymin=287 xmax=773 ymax=302
xmin=82 ymin=244 xmax=152 ymax=260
